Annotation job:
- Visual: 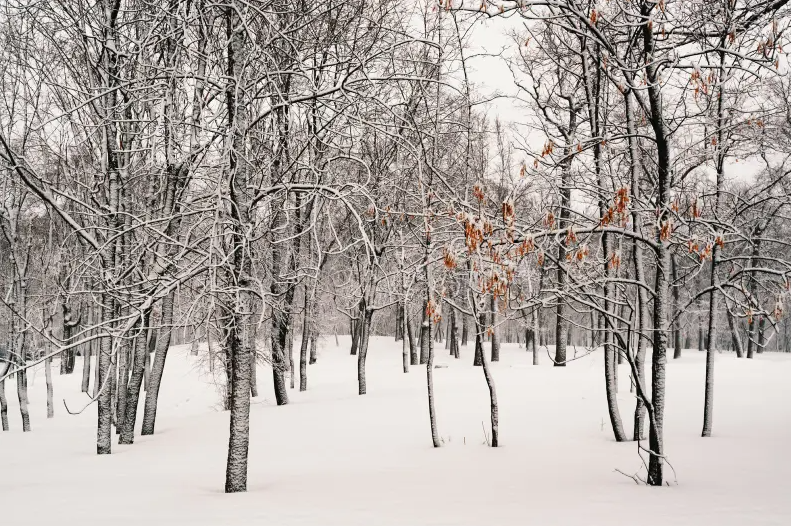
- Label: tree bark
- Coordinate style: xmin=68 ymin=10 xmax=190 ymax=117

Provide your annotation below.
xmin=299 ymin=284 xmax=313 ymax=391
xmin=45 ymin=355 xmax=54 ymax=419
xmin=420 ymin=299 xmax=429 ymax=365
xmin=426 ymin=318 xmax=440 ymax=448
xmin=0 ymin=378 xmax=7 ymax=431
xmin=402 ymin=301 xmax=410 ymax=373
xmin=357 ymin=306 xmax=373 ymax=395
xmin=408 ymin=311 xmax=418 ymax=365
xmin=672 ymin=255 xmax=682 ymax=359
xmin=119 ymin=312 xmax=151 ymax=445
xmin=490 ymin=294 xmax=500 ymax=362
xmin=141 ymin=291 xmax=175 ymax=435
xmin=727 ymin=309 xmax=745 ymax=358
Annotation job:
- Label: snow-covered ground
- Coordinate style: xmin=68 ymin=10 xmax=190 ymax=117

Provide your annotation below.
xmin=2 ymin=337 xmax=790 ymax=525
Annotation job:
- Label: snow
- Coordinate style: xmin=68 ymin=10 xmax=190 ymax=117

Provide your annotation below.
xmin=2 ymin=337 xmax=790 ymax=525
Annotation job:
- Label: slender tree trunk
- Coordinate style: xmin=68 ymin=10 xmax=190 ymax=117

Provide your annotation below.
xmin=141 ymin=291 xmax=175 ymax=435
xmin=309 ymin=329 xmax=318 ymax=364
xmin=300 ymin=286 xmax=312 ymax=391
xmin=15 ymin=290 xmax=31 ymax=432
xmin=450 ymin=308 xmax=460 ymax=359
xmin=477 ymin=313 xmax=499 ymax=447
xmin=357 ymin=307 xmax=373 ymax=395
xmin=402 ymin=301 xmax=410 ymax=373
xmin=757 ymin=317 xmax=766 ymax=354
xmin=473 ymin=312 xmax=484 ymax=367
xmin=490 ymin=294 xmax=500 ymax=362
xmin=350 ymin=316 xmax=360 ymax=356
xmin=287 ymin=317 xmax=295 ymax=389
xmin=116 ymin=330 xmax=130 ymax=433
xmin=426 ymin=317 xmax=440 ymax=448
xmin=0 ymin=378 xmax=7 ymax=431
xmin=97 ymin=296 xmax=114 ymax=454
xmin=420 ymin=299 xmax=429 ymax=365
xmin=697 ymin=295 xmax=705 ymax=352
xmin=45 ymin=355 xmax=54 ymax=419
xmin=672 ymin=255 xmax=682 ymax=359
xmin=408 ymin=311 xmax=418 ymax=365
xmin=81 ymin=314 xmax=92 ymax=393
xmin=727 ymin=310 xmax=745 ymax=358
xmin=119 ymin=313 xmax=151 ymax=445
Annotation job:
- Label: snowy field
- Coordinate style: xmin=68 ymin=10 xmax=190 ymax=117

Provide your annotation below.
xmin=1 ymin=336 xmax=790 ymax=526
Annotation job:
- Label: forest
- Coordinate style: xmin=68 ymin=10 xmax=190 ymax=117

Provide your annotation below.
xmin=1 ymin=1 xmax=790 ymax=521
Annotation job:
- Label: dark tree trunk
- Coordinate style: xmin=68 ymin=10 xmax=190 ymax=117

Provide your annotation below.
xmin=0 ymin=378 xmax=7 ymax=431
xmin=461 ymin=314 xmax=469 ymax=346
xmin=357 ymin=307 xmax=374 ymax=395
xmin=119 ymin=311 xmax=152 ymax=445
xmin=727 ymin=310 xmax=745 ymax=358
xmin=309 ymin=329 xmax=318 ymax=364
xmin=142 ymin=291 xmax=175 ymax=435
xmin=81 ymin=320 xmax=92 ymax=393
xmin=350 ymin=317 xmax=360 ymax=356
xmin=402 ymin=302 xmax=409 ymax=373
xmin=490 ymin=295 xmax=500 ymax=362
xmin=407 ymin=312 xmax=418 ymax=366
xmin=45 ymin=355 xmax=54 ymax=419
xmin=757 ymin=317 xmax=766 ymax=354
xmin=395 ymin=304 xmax=404 ymax=341
xmin=287 ymin=317 xmax=295 ymax=389
xmin=299 ymin=286 xmax=312 ymax=391
xmin=420 ymin=300 xmax=429 ymax=365
xmin=426 ymin=318 xmax=440 ymax=448
xmin=672 ymin=255 xmax=682 ymax=359
xmin=473 ymin=313 xmax=484 ymax=366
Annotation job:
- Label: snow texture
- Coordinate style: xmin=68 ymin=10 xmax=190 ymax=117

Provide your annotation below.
xmin=1 ymin=337 xmax=790 ymax=525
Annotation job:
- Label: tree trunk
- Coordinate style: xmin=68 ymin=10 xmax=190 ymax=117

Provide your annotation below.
xmin=757 ymin=317 xmax=766 ymax=354
xmin=300 ymin=287 xmax=312 ymax=391
xmin=96 ymin=296 xmax=114 ymax=454
xmin=697 ymin=295 xmax=705 ymax=352
xmin=0 ymin=378 xmax=7 ymax=431
xmin=672 ymin=255 xmax=682 ymax=359
xmin=309 ymin=329 xmax=318 ymax=364
xmin=45 ymin=355 xmax=54 ymax=419
xmin=477 ymin=314 xmax=499 ymax=447
xmin=119 ymin=313 xmax=151 ymax=445
xmin=420 ymin=299 xmax=429 ymax=365
xmin=287 ymin=317 xmax=295 ymax=389
xmin=141 ymin=291 xmax=175 ymax=435
xmin=450 ymin=308 xmax=460 ymax=359
xmin=116 ymin=330 xmax=130 ymax=434
xmin=81 ymin=317 xmax=92 ymax=393
xmin=490 ymin=294 xmax=500 ymax=362
xmin=402 ymin=301 xmax=409 ymax=373
xmin=426 ymin=318 xmax=440 ymax=448
xmin=473 ymin=312 xmax=484 ymax=367
xmin=727 ymin=310 xmax=745 ymax=358
xmin=350 ymin=317 xmax=360 ymax=356
xmin=357 ymin=307 xmax=374 ymax=395
xmin=408 ymin=312 xmax=418 ymax=365
xmin=224 ymin=299 xmax=253 ymax=494
xmin=461 ymin=314 xmax=469 ymax=346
